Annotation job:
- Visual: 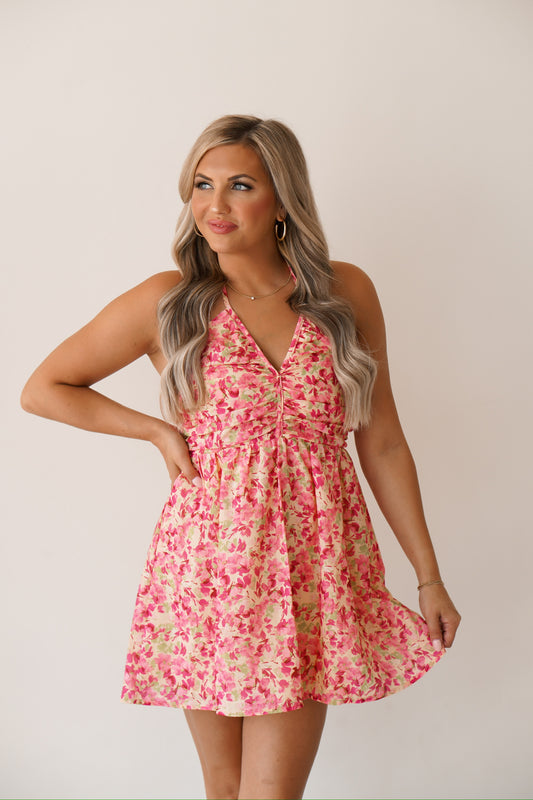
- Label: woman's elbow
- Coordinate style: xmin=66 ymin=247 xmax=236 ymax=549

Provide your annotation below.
xmin=20 ymin=373 xmax=53 ymax=416
xmin=20 ymin=378 xmax=40 ymax=414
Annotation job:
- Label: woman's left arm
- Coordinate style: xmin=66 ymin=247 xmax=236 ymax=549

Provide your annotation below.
xmin=332 ymin=261 xmax=461 ymax=650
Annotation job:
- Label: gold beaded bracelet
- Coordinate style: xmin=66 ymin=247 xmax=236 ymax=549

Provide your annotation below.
xmin=417 ymin=579 xmax=444 ymax=590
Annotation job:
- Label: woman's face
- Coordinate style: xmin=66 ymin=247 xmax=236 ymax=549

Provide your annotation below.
xmin=191 ymin=143 xmax=283 ymax=259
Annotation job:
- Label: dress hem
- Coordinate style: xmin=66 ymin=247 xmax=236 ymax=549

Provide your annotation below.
xmin=120 ymin=648 xmax=444 ymax=717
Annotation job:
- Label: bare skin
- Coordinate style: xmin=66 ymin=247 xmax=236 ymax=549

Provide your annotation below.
xmin=184 ymin=700 xmax=327 ymax=800
xmin=21 ymin=142 xmax=461 ymax=799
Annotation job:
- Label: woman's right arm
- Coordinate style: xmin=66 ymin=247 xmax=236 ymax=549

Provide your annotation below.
xmin=20 ymin=270 xmax=202 ymax=486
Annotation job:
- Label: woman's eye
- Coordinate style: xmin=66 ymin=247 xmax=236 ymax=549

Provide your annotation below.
xmin=193 ymin=180 xmax=251 ymax=191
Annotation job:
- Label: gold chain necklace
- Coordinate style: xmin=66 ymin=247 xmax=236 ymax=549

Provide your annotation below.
xmin=226 ymin=267 xmax=292 ymax=301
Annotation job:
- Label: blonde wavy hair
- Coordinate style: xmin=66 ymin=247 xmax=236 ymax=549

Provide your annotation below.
xmin=159 ymin=114 xmax=376 ymax=431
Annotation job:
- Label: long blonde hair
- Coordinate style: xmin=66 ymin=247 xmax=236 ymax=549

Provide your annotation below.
xmin=159 ymin=115 xmax=376 ymax=430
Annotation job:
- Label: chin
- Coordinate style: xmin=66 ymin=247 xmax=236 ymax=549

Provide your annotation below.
xmin=206 ymin=240 xmax=244 ymax=256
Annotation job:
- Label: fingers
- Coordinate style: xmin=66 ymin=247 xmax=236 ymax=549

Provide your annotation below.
xmin=441 ymin=611 xmax=461 ymax=648
xmin=419 ymin=585 xmax=461 ymax=652
xmin=154 ymin=423 xmax=204 ymax=488
xmin=169 ymin=466 xmax=180 ymax=484
xmin=426 ymin=616 xmax=444 ymax=652
xmin=181 ymin=461 xmax=203 ymax=487
xmin=175 ymin=443 xmax=202 ymax=487
xmin=425 ymin=608 xmax=461 ymax=651
xmin=169 ymin=460 xmax=203 ymax=488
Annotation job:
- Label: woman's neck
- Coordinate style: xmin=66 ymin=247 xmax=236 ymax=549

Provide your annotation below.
xmin=218 ymin=252 xmax=289 ymax=297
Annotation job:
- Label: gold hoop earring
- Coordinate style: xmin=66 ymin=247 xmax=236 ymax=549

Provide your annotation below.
xmin=275 ymin=219 xmax=287 ymax=242
xmin=194 ymin=224 xmax=204 ymax=238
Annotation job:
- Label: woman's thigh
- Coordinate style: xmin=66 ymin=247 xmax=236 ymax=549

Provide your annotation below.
xmin=239 ymin=699 xmax=328 ymax=800
xmin=184 ymin=709 xmax=243 ymax=800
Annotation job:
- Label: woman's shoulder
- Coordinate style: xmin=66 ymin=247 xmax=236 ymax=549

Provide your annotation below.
xmin=330 ymin=259 xmax=374 ymax=287
xmin=137 ymin=269 xmax=183 ymax=300
xmin=116 ymin=269 xmax=182 ymax=318
xmin=110 ymin=269 xmax=183 ymax=313
xmin=95 ymin=270 xmax=183 ymax=358
xmin=329 ymin=261 xmax=385 ymax=352
xmin=329 ymin=260 xmax=379 ymax=315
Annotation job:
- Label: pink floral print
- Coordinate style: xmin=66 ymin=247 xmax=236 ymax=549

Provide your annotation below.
xmin=121 ymin=287 xmax=443 ymax=716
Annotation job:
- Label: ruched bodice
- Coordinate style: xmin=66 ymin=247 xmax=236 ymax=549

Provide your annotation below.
xmin=182 ymin=303 xmax=347 ymax=453
xmin=121 ymin=286 xmax=443 ymax=716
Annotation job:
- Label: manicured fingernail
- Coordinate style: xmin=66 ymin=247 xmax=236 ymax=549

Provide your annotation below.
xmin=432 ymin=639 xmax=442 ymax=651
xmin=192 ymin=476 xmax=203 ymax=488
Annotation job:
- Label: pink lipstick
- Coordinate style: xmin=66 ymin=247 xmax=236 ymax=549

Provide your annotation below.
xmin=207 ymin=220 xmax=238 ymax=234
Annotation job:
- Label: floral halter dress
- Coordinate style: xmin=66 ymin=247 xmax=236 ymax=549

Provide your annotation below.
xmin=121 ymin=275 xmax=443 ymax=716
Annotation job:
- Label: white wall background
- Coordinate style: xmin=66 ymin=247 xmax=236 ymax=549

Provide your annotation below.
xmin=2 ymin=1 xmax=532 ymax=798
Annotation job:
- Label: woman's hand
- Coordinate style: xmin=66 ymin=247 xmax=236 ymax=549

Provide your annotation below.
xmin=418 ymin=583 xmax=461 ymax=651
xmin=151 ymin=420 xmax=203 ymax=487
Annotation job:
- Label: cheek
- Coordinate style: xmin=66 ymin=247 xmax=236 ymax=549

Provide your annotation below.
xmin=245 ymin=195 xmax=277 ymax=226
xmin=190 ymin=196 xmax=203 ymax=219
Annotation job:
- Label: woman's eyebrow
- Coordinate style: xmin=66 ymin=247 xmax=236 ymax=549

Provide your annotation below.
xmin=194 ymin=172 xmax=258 ymax=182
xmin=228 ymin=173 xmax=257 ymax=182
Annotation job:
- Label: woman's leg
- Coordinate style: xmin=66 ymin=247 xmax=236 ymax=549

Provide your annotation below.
xmin=184 ymin=709 xmax=243 ymax=800
xmin=238 ymin=700 xmax=327 ymax=800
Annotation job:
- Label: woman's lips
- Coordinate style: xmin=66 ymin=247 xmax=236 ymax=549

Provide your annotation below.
xmin=207 ymin=220 xmax=238 ymax=234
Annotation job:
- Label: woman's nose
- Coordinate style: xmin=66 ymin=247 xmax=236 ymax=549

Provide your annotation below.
xmin=210 ymin=189 xmax=230 ymax=215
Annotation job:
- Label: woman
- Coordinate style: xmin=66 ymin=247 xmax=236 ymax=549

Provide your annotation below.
xmin=21 ymin=115 xmax=461 ymax=800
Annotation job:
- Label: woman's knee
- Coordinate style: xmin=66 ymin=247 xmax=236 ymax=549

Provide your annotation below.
xmin=203 ymin=765 xmax=240 ymax=800
xmin=184 ymin=709 xmax=243 ymax=799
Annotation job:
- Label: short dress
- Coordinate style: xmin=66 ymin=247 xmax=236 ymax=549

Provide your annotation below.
xmin=121 ymin=281 xmax=443 ymax=716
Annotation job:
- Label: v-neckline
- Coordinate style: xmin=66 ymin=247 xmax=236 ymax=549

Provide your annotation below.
xmin=222 ymin=287 xmax=302 ymax=375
